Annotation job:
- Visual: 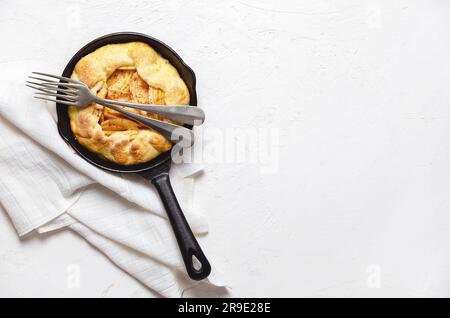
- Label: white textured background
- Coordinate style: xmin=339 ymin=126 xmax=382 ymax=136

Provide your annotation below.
xmin=1 ymin=0 xmax=450 ymax=297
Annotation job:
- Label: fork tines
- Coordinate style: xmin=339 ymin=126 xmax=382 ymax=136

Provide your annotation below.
xmin=26 ymin=72 xmax=81 ymax=105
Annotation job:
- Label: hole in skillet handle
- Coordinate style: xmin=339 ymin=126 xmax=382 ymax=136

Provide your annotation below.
xmin=192 ymin=254 xmax=203 ymax=271
xmin=56 ymin=32 xmax=211 ymax=280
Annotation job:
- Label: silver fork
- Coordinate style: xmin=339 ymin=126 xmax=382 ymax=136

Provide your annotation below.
xmin=26 ymin=72 xmax=204 ymax=145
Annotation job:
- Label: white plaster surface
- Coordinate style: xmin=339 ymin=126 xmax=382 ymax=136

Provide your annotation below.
xmin=0 ymin=0 xmax=450 ymax=297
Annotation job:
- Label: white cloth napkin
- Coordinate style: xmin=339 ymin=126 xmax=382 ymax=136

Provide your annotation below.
xmin=0 ymin=62 xmax=227 ymax=297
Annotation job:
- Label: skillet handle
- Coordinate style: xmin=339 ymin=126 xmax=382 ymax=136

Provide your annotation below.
xmin=151 ymin=172 xmax=211 ymax=280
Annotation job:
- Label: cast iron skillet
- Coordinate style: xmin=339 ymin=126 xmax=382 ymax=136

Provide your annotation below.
xmin=56 ymin=32 xmax=211 ymax=280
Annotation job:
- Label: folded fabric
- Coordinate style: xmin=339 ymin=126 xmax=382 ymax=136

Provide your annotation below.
xmin=0 ymin=61 xmax=227 ymax=297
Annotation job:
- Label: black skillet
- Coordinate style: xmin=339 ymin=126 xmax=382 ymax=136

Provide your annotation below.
xmin=56 ymin=32 xmax=211 ymax=280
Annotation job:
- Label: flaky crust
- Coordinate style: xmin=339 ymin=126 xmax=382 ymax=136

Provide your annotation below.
xmin=68 ymin=42 xmax=190 ymax=165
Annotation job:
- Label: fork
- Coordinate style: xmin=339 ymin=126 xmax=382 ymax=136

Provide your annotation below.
xmin=26 ymin=72 xmax=204 ymax=145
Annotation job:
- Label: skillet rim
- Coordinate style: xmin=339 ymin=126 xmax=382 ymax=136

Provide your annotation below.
xmin=56 ymin=32 xmax=197 ymax=173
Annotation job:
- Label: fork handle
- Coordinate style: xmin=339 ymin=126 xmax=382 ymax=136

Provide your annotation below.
xmin=96 ymin=98 xmax=205 ymax=126
xmin=103 ymin=103 xmax=194 ymax=146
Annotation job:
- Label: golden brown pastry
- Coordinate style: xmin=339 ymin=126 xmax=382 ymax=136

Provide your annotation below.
xmin=68 ymin=42 xmax=190 ymax=165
